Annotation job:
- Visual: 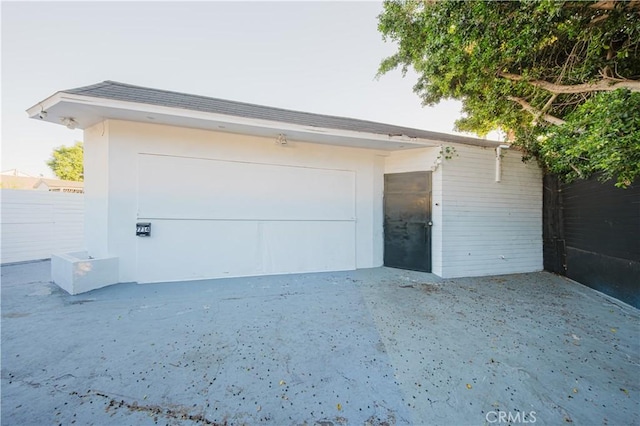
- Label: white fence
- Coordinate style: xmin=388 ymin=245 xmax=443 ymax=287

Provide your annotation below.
xmin=1 ymin=189 xmax=84 ymax=264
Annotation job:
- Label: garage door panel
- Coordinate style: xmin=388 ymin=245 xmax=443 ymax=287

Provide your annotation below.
xmin=136 ymin=153 xmax=358 ymax=283
xmin=136 ymin=220 xmax=356 ymax=283
xmin=261 ymin=221 xmax=356 ymax=274
xmin=136 ymin=220 xmax=261 ymax=283
xmin=138 ymin=154 xmax=355 ymax=221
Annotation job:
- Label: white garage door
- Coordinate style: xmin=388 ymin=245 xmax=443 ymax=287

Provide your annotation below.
xmin=136 ymin=153 xmax=356 ymax=283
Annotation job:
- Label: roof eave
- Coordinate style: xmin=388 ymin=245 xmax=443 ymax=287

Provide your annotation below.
xmin=28 ymin=91 xmax=502 ymax=150
xmin=26 ymin=91 xmax=65 ymax=119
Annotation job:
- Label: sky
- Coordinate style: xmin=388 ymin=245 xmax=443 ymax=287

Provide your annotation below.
xmin=2 ymin=1 xmax=493 ymax=178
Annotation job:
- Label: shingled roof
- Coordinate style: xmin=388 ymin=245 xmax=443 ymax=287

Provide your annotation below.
xmin=60 ymin=81 xmax=499 ymax=147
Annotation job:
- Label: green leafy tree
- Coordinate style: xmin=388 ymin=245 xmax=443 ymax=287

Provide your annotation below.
xmin=47 ymin=141 xmax=84 ymax=181
xmin=377 ymin=0 xmax=640 ymax=187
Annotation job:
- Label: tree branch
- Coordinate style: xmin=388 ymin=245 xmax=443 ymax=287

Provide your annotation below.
xmin=499 ymin=72 xmax=640 ymax=93
xmin=589 ymin=14 xmax=610 ymax=25
xmin=507 ymin=96 xmax=566 ymax=125
xmin=589 ymin=1 xmax=616 ymax=11
xmin=588 ymin=0 xmax=640 ymax=11
xmin=569 ymin=163 xmax=585 ymax=179
xmin=540 ymin=94 xmax=558 ymax=114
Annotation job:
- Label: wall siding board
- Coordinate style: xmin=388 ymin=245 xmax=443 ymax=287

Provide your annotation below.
xmin=1 ymin=190 xmax=84 ymax=264
xmin=440 ymin=144 xmax=543 ymax=278
xmin=383 ymin=144 xmax=542 ymax=278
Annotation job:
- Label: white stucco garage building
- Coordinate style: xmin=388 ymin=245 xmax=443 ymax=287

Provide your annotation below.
xmin=29 ymin=81 xmax=542 ymax=293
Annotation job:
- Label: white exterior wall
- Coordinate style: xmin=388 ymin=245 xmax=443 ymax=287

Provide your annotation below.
xmin=439 ymin=144 xmax=542 ymax=277
xmin=383 ymin=144 xmax=542 ymax=278
xmin=383 ymin=147 xmax=441 ymax=175
xmin=84 ymin=121 xmax=110 ymax=259
xmin=1 ymin=189 xmax=84 ymax=264
xmin=84 ymin=120 xmax=385 ymax=283
xmin=83 ymin=120 xmax=542 ymax=284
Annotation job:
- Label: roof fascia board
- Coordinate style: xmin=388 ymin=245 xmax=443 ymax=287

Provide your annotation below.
xmin=26 ymin=92 xmax=65 ymax=118
xmin=33 ymin=93 xmax=444 ymax=148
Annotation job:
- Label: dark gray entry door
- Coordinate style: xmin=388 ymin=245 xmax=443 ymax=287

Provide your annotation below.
xmin=384 ymin=171 xmax=432 ymax=272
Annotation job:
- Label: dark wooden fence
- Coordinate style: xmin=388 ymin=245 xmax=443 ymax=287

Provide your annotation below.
xmin=543 ymin=175 xmax=639 ymax=308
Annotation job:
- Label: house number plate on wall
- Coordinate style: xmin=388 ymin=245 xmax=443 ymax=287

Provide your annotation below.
xmin=136 ymin=222 xmax=151 ymax=237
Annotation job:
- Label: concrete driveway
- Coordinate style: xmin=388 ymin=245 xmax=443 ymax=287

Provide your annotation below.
xmin=1 ymin=261 xmax=638 ymax=425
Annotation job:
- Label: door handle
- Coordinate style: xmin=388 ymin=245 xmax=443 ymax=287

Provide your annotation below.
xmin=413 ymin=221 xmax=433 ymax=228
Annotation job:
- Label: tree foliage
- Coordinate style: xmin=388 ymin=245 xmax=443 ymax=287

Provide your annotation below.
xmin=47 ymin=141 xmax=84 ymax=181
xmin=378 ymin=0 xmax=640 ymax=187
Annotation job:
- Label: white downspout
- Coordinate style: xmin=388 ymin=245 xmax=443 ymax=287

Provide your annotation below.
xmin=495 ymin=144 xmax=510 ymax=182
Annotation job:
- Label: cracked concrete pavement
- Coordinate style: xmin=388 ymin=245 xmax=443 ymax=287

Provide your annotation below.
xmin=1 ymin=260 xmax=638 ymax=425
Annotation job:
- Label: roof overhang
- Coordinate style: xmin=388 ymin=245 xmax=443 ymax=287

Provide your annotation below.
xmin=28 ymin=91 xmax=501 ymax=151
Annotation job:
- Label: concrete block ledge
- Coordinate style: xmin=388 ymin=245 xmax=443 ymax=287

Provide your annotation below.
xmin=51 ymin=251 xmax=119 ymax=295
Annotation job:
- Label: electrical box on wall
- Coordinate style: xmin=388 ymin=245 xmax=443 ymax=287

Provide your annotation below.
xmin=136 ymin=222 xmax=151 ymax=237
